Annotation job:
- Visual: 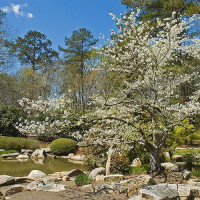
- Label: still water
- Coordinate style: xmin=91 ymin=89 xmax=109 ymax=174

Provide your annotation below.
xmin=0 ymin=158 xmax=85 ymax=177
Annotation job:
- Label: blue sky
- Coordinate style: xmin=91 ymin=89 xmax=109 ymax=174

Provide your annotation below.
xmin=0 ymin=0 xmax=126 ymax=51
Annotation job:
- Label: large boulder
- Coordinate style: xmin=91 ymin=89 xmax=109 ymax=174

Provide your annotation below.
xmin=129 ymin=184 xmax=179 ymax=200
xmin=28 ymin=170 xmax=46 ymax=179
xmin=89 ymin=167 xmax=106 ymax=179
xmin=131 ymin=158 xmax=142 ymax=167
xmin=31 ymin=149 xmax=46 ymax=159
xmin=0 ymin=175 xmax=15 ymax=186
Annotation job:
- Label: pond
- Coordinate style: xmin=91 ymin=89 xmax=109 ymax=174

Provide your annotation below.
xmin=0 ymin=158 xmax=86 ymax=177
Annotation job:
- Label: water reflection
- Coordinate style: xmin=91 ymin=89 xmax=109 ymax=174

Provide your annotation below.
xmin=0 ymin=158 xmax=85 ymax=177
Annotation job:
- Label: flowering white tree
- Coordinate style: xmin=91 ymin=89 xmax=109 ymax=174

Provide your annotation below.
xmin=83 ymin=12 xmax=200 ymax=172
xmin=16 ymin=94 xmax=84 ymax=141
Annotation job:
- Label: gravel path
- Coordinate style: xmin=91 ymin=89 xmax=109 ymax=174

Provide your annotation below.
xmin=8 ymin=189 xmax=128 ymax=200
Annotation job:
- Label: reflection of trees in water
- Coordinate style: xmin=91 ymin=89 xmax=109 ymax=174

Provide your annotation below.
xmin=0 ymin=158 xmax=85 ymax=177
xmin=48 ymin=159 xmax=85 ymax=172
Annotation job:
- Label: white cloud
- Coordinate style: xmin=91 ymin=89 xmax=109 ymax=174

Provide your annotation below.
xmin=1 ymin=3 xmax=33 ymax=19
xmin=1 ymin=6 xmax=10 ymax=13
xmin=27 ymin=13 xmax=33 ymax=19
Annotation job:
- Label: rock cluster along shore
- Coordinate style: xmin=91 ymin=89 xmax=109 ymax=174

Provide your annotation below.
xmin=1 ymin=165 xmax=200 ymax=200
xmin=0 ymin=148 xmax=85 ymax=164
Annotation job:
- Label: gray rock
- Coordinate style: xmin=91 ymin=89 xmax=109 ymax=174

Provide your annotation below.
xmin=70 ymin=155 xmax=85 ymax=161
xmin=21 ymin=149 xmax=33 ymax=155
xmin=94 ymin=184 xmax=114 ymax=194
xmin=16 ymin=154 xmax=29 ymax=159
xmin=41 ymin=147 xmax=50 ymax=153
xmin=0 ymin=175 xmax=15 ymax=186
xmin=139 ymin=184 xmax=179 ymax=200
xmin=128 ymin=175 xmax=154 ymax=195
xmin=182 ymin=170 xmax=191 ymax=180
xmin=131 ymin=158 xmax=142 ymax=167
xmin=104 ymin=174 xmax=124 ymax=182
xmin=0 ymin=149 xmax=5 ymax=152
xmin=42 ymin=177 xmax=58 ymax=185
xmin=89 ymin=167 xmax=105 ymax=179
xmin=14 ymin=177 xmax=33 ymax=184
xmin=82 ymin=184 xmax=94 ymax=193
xmin=161 ymin=162 xmax=175 ymax=170
xmin=1 ymin=153 xmax=19 ymax=158
xmin=67 ymin=169 xmax=85 ymax=177
xmin=31 ymin=149 xmax=46 ymax=159
xmin=67 ymin=153 xmax=74 ymax=159
xmin=163 ymin=152 xmax=170 ymax=160
xmin=111 ymin=182 xmax=127 ymax=194
xmin=28 ymin=170 xmax=46 ymax=179
xmin=37 ymin=183 xmax=66 ymax=192
xmin=26 ymin=179 xmax=44 ymax=191
xmin=173 ymin=154 xmax=183 ymax=161
xmin=5 ymin=185 xmax=26 ymax=196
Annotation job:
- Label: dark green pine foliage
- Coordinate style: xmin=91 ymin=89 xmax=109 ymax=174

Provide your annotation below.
xmin=12 ymin=30 xmax=58 ymax=71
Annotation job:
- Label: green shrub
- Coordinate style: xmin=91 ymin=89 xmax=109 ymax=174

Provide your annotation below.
xmin=75 ymin=174 xmax=92 ymax=186
xmin=0 ymin=106 xmax=25 ymax=137
xmin=183 ymin=153 xmax=196 ymax=170
xmin=50 ymin=138 xmax=77 ymax=155
xmin=110 ymin=154 xmax=131 ymax=175
xmin=129 ymin=164 xmax=150 ymax=175
xmin=0 ymin=136 xmax=40 ymax=151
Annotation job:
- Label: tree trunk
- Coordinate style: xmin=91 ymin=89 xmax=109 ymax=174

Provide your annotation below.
xmin=106 ymin=147 xmax=113 ymax=175
xmin=149 ymin=148 xmax=160 ymax=173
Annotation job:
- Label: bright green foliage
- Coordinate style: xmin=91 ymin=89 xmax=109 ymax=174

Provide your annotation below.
xmin=0 ymin=150 xmax=17 ymax=155
xmin=12 ymin=30 xmax=58 ymax=71
xmin=129 ymin=164 xmax=150 ymax=175
xmin=0 ymin=106 xmax=25 ymax=137
xmin=0 ymin=136 xmax=40 ymax=151
xmin=166 ymin=119 xmax=195 ymax=146
xmin=190 ymin=129 xmax=200 ymax=141
xmin=50 ymin=138 xmax=77 ymax=155
xmin=75 ymin=174 xmax=92 ymax=186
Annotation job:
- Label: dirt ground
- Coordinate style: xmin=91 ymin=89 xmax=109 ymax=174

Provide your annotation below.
xmin=8 ymin=189 xmax=128 ymax=200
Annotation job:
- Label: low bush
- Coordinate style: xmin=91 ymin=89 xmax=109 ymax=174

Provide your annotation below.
xmin=50 ymin=138 xmax=77 ymax=155
xmin=0 ymin=136 xmax=40 ymax=151
xmin=75 ymin=174 xmax=92 ymax=186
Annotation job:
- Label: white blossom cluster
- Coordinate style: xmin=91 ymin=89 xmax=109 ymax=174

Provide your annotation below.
xmin=16 ymin=95 xmax=83 ymax=140
xmin=84 ymin=11 xmax=200 ymax=161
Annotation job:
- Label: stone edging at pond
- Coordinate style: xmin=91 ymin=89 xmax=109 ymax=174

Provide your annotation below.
xmin=0 ymin=148 xmax=85 ymax=164
xmin=1 ymin=166 xmax=200 ymax=200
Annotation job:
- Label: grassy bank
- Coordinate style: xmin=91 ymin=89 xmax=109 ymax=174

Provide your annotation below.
xmin=0 ymin=136 xmax=40 ymax=151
